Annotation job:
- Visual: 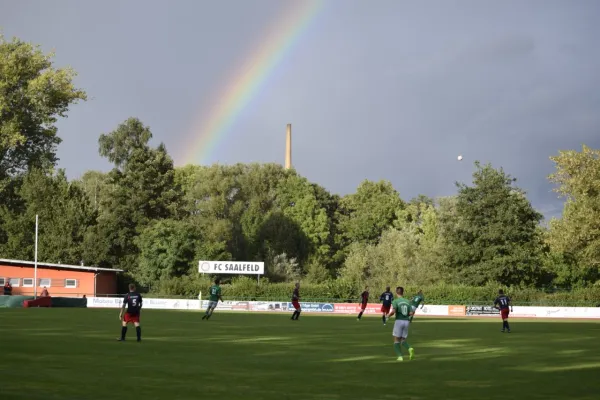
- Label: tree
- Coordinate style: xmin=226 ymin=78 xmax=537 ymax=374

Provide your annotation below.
xmin=0 ymin=169 xmax=94 ymax=263
xmin=444 ymin=162 xmax=544 ymax=286
xmin=0 ymin=35 xmax=86 ymax=177
xmin=547 ymin=145 xmax=600 ymax=284
xmin=335 ymin=180 xmax=405 ymax=263
xmin=84 ymin=118 xmax=180 ymax=271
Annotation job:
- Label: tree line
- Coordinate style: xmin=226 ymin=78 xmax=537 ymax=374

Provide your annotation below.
xmin=1 ymin=35 xmax=599 ymax=298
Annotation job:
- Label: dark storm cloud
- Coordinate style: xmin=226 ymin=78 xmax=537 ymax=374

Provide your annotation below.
xmin=1 ymin=0 xmax=599 ymax=219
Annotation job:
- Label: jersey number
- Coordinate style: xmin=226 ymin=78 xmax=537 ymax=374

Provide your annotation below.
xmin=400 ymin=304 xmax=408 ymax=315
xmin=131 ymin=298 xmax=137 ymax=306
xmin=211 ymin=288 xmax=217 ymax=295
xmin=500 ymin=299 xmax=507 ymax=306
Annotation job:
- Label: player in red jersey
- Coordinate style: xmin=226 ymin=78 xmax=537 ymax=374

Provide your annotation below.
xmin=379 ymin=286 xmax=393 ymax=325
xmin=118 ymin=283 xmax=142 ymax=342
xmin=357 ymin=286 xmax=369 ymax=320
xmin=291 ymin=282 xmax=301 ymax=320
xmin=494 ymin=289 xmax=514 ymax=333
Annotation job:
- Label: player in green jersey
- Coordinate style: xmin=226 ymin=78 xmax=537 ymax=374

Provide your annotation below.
xmin=409 ymin=290 xmax=424 ymax=323
xmin=386 ymin=286 xmax=415 ymax=361
xmin=202 ymin=278 xmax=223 ymax=320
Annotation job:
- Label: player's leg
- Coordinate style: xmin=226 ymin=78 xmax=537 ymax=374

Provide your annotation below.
xmin=392 ymin=321 xmax=404 ymax=361
xmin=504 ymin=310 xmax=511 ymax=332
xmin=119 ymin=315 xmax=128 ymax=341
xmin=207 ymin=302 xmax=217 ymax=319
xmin=399 ymin=321 xmax=414 ymax=359
xmin=357 ymin=305 xmax=365 ymax=320
xmin=134 ymin=321 xmax=141 ymax=342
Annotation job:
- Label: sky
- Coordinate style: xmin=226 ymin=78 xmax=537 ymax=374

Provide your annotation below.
xmin=2 ymin=0 xmax=600 ymax=220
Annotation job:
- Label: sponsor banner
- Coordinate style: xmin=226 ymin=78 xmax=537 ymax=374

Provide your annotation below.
xmin=512 ymin=306 xmax=600 ymax=319
xmin=198 ymin=260 xmax=264 ymax=275
xmin=414 ymin=305 xmax=451 ymax=317
xmin=448 ymin=305 xmax=466 ymax=316
xmin=87 ymin=298 xmax=600 ymax=319
xmin=333 ymin=303 xmax=381 ymax=314
xmin=289 ymin=302 xmax=335 ymax=313
xmin=466 ymin=305 xmax=500 ymax=316
xmin=249 ymin=302 xmax=289 ymax=312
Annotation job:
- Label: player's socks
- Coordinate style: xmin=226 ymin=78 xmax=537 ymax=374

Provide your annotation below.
xmin=505 ymin=321 xmax=510 ymax=332
xmin=121 ymin=326 xmax=127 ymax=340
xmin=136 ymin=326 xmax=141 ymax=341
xmin=402 ymin=341 xmax=411 ymax=350
xmin=357 ymin=311 xmax=364 ymax=320
xmin=394 ymin=343 xmax=403 ymax=357
xmin=296 ymin=311 xmax=301 ymax=320
xmin=291 ymin=311 xmax=298 ymax=320
xmin=382 ymin=315 xmax=386 ymax=324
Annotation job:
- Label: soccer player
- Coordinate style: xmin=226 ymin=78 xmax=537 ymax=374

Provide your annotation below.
xmin=379 ymin=286 xmax=394 ymax=325
xmin=291 ymin=282 xmax=301 ymax=320
xmin=357 ymin=286 xmax=369 ymax=320
xmin=409 ymin=290 xmax=425 ymax=323
xmin=202 ymin=278 xmax=223 ymax=320
xmin=494 ymin=289 xmax=514 ymax=333
xmin=386 ymin=286 xmax=415 ymax=361
xmin=118 ymin=283 xmax=142 ymax=342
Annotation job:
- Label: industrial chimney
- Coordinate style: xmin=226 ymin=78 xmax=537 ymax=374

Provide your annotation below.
xmin=285 ymin=123 xmax=292 ymax=169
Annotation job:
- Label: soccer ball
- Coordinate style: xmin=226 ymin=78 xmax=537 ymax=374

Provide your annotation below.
xmin=457 ymin=155 xmax=463 ymax=161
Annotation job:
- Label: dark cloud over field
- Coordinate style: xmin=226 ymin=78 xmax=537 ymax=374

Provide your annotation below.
xmin=2 ymin=0 xmax=599 ymax=219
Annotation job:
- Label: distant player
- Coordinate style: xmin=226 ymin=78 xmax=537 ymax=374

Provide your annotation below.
xmin=379 ymin=286 xmax=394 ymax=325
xmin=409 ymin=290 xmax=425 ymax=323
xmin=494 ymin=289 xmax=513 ymax=333
xmin=387 ymin=286 xmax=415 ymax=361
xmin=357 ymin=286 xmax=369 ymax=320
xmin=291 ymin=282 xmax=301 ymax=320
xmin=118 ymin=283 xmax=142 ymax=342
xmin=202 ymin=278 xmax=223 ymax=320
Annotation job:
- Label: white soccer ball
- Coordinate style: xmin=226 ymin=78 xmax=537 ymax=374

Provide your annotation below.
xmin=457 ymin=155 xmax=463 ymax=161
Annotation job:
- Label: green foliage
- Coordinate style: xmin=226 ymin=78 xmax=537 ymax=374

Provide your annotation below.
xmin=443 ymin=162 xmax=545 ymax=286
xmin=0 ymin=35 xmax=86 ymax=177
xmin=2 ymin=34 xmax=599 ymax=302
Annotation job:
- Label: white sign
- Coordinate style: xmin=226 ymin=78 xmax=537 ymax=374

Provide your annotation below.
xmin=198 ymin=260 xmax=264 ymax=275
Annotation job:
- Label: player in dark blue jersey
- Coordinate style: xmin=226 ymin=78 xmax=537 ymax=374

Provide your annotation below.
xmin=118 ymin=283 xmax=142 ymax=342
xmin=494 ymin=289 xmax=513 ymax=333
xmin=379 ymin=286 xmax=394 ymax=325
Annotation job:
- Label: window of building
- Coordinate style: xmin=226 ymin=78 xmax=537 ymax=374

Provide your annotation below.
xmin=9 ymin=278 xmax=20 ymax=287
xmin=39 ymin=278 xmax=51 ymax=287
xmin=22 ymin=278 xmax=34 ymax=287
xmin=65 ymin=279 xmax=77 ymax=288
xmin=0 ymin=278 xmax=5 ymax=286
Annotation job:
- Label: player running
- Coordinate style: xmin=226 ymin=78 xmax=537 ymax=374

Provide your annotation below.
xmin=386 ymin=286 xmax=415 ymax=361
xmin=379 ymin=286 xmax=394 ymax=325
xmin=409 ymin=290 xmax=425 ymax=323
xmin=118 ymin=283 xmax=142 ymax=342
xmin=357 ymin=286 xmax=369 ymax=320
xmin=202 ymin=278 xmax=223 ymax=320
xmin=291 ymin=282 xmax=301 ymax=320
xmin=494 ymin=289 xmax=513 ymax=333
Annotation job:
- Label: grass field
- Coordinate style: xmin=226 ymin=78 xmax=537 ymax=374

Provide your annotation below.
xmin=1 ymin=309 xmax=599 ymax=400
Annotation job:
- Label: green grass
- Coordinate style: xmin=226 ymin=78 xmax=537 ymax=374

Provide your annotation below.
xmin=1 ymin=309 xmax=599 ymax=400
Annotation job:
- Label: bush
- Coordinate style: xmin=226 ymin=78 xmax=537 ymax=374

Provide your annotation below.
xmin=147 ymin=276 xmax=600 ymax=306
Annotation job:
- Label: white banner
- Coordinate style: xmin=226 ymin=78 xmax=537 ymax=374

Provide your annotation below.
xmin=198 ymin=260 xmax=264 ymax=275
xmin=86 ymin=298 xmax=600 ymax=319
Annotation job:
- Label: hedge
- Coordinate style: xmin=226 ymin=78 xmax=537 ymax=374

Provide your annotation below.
xmin=147 ymin=276 xmax=600 ymax=306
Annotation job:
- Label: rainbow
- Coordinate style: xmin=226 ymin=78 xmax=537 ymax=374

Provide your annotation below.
xmin=182 ymin=0 xmax=324 ymax=165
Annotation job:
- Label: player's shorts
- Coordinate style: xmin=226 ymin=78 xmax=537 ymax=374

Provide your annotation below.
xmin=393 ymin=320 xmax=410 ymax=338
xmin=207 ymin=300 xmax=218 ymax=310
xmin=381 ymin=305 xmax=391 ymax=314
xmin=292 ymin=300 xmax=301 ymax=310
xmin=360 ymin=302 xmax=367 ymax=310
xmin=124 ymin=313 xmax=140 ymax=324
xmin=501 ymin=308 xmax=510 ymax=319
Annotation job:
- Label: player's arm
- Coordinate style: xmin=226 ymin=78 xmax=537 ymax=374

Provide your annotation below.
xmin=509 ymin=298 xmax=513 ymax=312
xmin=387 ymin=307 xmax=395 ymax=319
xmin=119 ymin=296 xmax=127 ymax=320
xmin=218 ymin=288 xmax=223 ymax=302
xmin=139 ymin=294 xmax=143 ymax=310
xmin=420 ymin=299 xmax=425 ymax=309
